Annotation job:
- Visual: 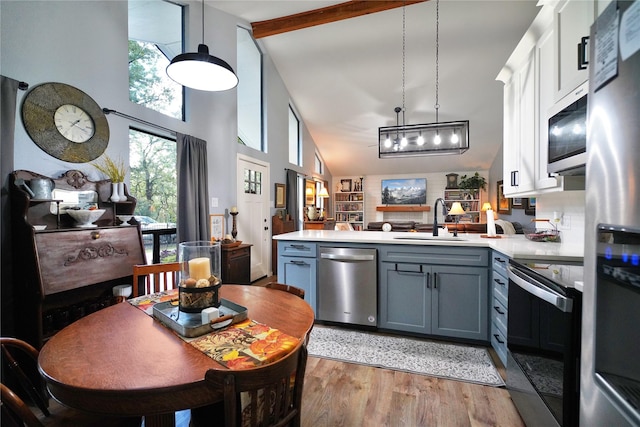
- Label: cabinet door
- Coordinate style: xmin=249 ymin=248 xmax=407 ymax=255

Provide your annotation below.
xmin=554 ymin=0 xmax=593 ymax=101
xmin=431 ymin=266 xmax=489 ymax=341
xmin=279 ymin=256 xmax=317 ymax=313
xmin=379 ymin=262 xmax=430 ymax=334
xmin=504 ymin=50 xmax=536 ymax=197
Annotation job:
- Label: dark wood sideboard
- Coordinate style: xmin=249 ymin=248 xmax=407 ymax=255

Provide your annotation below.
xmin=9 ymin=170 xmax=145 ymax=349
xmin=221 ymin=243 xmax=252 ymax=285
xmin=272 ymin=215 xmax=295 ymax=275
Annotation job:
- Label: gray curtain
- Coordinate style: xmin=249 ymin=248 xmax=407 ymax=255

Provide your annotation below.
xmin=286 ymin=169 xmax=299 ymax=230
xmin=1 ymin=75 xmax=21 ymax=336
xmin=177 ymin=133 xmax=210 ymax=242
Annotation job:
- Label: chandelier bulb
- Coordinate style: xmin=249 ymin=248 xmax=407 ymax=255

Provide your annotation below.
xmin=417 ymin=134 xmax=425 ymax=145
xmin=434 ymin=134 xmax=442 ymax=145
xmin=384 ymin=136 xmax=392 ymax=148
xmin=451 ymin=132 xmax=459 ymax=144
xmin=401 ymin=136 xmax=408 ymax=147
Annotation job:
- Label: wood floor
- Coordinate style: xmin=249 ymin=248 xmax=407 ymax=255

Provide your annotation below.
xmin=302 ymin=356 xmax=524 ymax=427
xmin=256 ymin=275 xmax=525 ymax=427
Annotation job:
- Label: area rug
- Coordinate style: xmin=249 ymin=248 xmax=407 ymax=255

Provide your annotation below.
xmin=307 ymin=326 xmax=505 ymax=387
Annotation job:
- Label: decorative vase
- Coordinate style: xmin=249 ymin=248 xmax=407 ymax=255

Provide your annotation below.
xmin=110 ymin=183 xmax=121 ymax=202
xmin=117 ymin=182 xmax=126 ymax=201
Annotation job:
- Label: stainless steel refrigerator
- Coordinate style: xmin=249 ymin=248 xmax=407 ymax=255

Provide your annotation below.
xmin=582 ymin=1 xmax=640 ymax=425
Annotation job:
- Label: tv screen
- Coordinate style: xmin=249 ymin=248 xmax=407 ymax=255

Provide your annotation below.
xmin=381 ymin=178 xmax=427 ymax=205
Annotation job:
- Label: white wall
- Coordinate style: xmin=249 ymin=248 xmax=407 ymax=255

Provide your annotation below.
xmin=334 ymin=170 xmax=489 ymax=226
xmin=0 ymin=0 xmax=329 ymax=217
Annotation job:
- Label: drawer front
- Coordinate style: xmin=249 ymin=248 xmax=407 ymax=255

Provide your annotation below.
xmin=35 ymin=227 xmax=145 ymax=295
xmin=492 ymin=251 xmax=509 ymax=277
xmin=279 ymin=242 xmax=316 ymax=258
xmin=491 ymin=320 xmax=508 ymax=366
xmin=226 ymin=246 xmax=250 ymax=260
xmin=491 ymin=296 xmax=508 ymax=334
xmin=380 ymin=245 xmax=488 ymax=267
xmin=492 ymin=270 xmax=509 ymax=307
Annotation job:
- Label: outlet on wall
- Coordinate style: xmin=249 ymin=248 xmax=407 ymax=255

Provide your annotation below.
xmin=558 ymin=215 xmax=571 ymax=230
xmin=211 ymin=197 xmax=218 ymax=208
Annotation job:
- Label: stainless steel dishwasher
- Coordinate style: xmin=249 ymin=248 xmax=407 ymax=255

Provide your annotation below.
xmin=317 ymin=247 xmax=377 ymax=326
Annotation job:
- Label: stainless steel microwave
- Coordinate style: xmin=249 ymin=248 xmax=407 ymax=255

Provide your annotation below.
xmin=547 ymin=82 xmax=588 ymax=176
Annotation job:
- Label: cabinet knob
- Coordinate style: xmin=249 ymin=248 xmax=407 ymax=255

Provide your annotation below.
xmin=91 ymin=231 xmax=101 ymax=240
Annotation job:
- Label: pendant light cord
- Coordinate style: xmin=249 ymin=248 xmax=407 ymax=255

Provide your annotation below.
xmin=201 ymin=0 xmax=205 ymax=44
xmin=401 ymin=1 xmax=406 ymax=126
xmin=434 ymin=0 xmax=440 ymax=123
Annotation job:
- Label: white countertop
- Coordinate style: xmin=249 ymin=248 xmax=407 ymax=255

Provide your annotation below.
xmin=274 ymin=230 xmax=584 ymax=262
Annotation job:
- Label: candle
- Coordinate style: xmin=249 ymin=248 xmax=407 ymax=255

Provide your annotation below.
xmin=230 ymin=206 xmax=238 ymax=213
xmin=188 ymin=257 xmax=211 ymax=280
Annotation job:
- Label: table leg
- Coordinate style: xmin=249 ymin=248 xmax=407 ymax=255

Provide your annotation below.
xmin=144 ymin=413 xmax=176 ymax=427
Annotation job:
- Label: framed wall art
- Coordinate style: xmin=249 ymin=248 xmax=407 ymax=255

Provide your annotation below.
xmin=381 ymin=178 xmax=427 ymax=205
xmin=275 ymin=183 xmax=286 ymax=208
xmin=525 ymin=197 xmax=536 ymax=216
xmin=210 ymin=214 xmax=225 ymax=241
xmin=340 ymin=179 xmax=352 ymax=192
xmin=497 ymin=180 xmax=511 ymax=215
xmin=512 ymin=197 xmax=524 ymax=208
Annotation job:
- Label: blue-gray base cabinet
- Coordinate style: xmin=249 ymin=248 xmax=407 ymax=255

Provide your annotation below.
xmin=379 ymin=245 xmax=490 ymax=342
xmin=490 ymin=251 xmax=509 ymax=366
xmin=277 ymin=241 xmax=317 ymax=313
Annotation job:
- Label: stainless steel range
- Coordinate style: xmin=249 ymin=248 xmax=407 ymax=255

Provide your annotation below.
xmin=507 ymin=259 xmax=583 ymax=427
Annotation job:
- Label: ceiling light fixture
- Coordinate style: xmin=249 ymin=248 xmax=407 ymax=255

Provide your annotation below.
xmin=379 ymin=0 xmax=469 ymax=158
xmin=166 ymin=0 xmax=238 ymax=91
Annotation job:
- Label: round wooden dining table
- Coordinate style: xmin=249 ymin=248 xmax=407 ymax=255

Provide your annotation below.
xmin=38 ymin=285 xmax=314 ymax=427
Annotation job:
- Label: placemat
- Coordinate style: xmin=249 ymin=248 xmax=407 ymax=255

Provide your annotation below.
xmin=128 ymin=290 xmax=298 ymax=369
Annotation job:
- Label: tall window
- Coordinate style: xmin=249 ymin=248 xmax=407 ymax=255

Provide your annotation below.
xmin=128 ymin=1 xmax=184 ymax=120
xmin=314 ymin=152 xmax=323 ymax=175
xmin=289 ymin=105 xmax=301 ymax=166
xmin=129 ymin=128 xmax=177 ymax=262
xmin=237 ymin=27 xmax=263 ymax=150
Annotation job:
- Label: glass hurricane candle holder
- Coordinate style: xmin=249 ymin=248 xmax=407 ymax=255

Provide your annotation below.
xmin=178 ymin=241 xmax=221 ymax=312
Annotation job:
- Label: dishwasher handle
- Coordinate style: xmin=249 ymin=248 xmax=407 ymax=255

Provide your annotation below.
xmin=320 ymin=253 xmax=376 ymax=261
xmin=507 ymin=265 xmax=573 ymax=313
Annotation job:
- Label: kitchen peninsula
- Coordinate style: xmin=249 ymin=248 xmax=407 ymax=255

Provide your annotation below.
xmin=275 ymin=229 xmax=584 ymax=359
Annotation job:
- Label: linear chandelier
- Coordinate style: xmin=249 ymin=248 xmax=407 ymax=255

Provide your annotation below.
xmin=379 ymin=0 xmax=469 ymax=158
xmin=166 ymin=0 xmax=238 ymax=91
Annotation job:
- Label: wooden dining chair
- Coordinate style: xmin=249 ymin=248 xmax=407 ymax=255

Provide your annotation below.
xmin=132 ymin=261 xmax=180 ymax=297
xmin=0 ymin=337 xmax=140 ymax=427
xmin=264 ymin=282 xmax=305 ymax=299
xmin=203 ymin=342 xmax=308 ymax=427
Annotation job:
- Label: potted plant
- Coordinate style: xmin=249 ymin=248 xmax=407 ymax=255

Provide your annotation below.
xmin=458 ymin=172 xmax=487 ymax=190
xmin=92 ymin=154 xmax=127 ymax=202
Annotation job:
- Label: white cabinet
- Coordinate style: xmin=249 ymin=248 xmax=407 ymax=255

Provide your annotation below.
xmin=499 ymin=45 xmax=536 ymax=197
xmin=553 ymin=0 xmax=594 ymax=102
xmin=498 ymin=2 xmax=589 ymax=197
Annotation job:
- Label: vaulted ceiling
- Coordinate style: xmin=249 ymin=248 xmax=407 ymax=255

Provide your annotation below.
xmin=210 ymin=1 xmax=541 ymax=177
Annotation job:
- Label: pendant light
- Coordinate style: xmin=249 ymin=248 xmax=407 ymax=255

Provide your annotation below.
xmin=379 ymin=0 xmax=469 ymax=158
xmin=166 ymin=0 xmax=238 ymax=91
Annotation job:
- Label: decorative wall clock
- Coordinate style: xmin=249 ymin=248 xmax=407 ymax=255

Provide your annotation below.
xmin=21 ymin=82 xmax=109 ymax=163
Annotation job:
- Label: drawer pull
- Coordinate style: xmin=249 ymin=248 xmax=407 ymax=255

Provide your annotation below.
xmin=91 ymin=231 xmax=100 ymax=240
xmin=493 ymin=306 xmax=505 ymax=315
xmin=290 ymin=260 xmax=307 ymax=265
xmin=493 ymin=334 xmax=505 ymax=344
xmin=290 ymin=244 xmax=307 ymax=250
xmin=493 ymin=278 xmax=505 ymax=286
xmin=494 ymin=257 xmax=506 ymax=264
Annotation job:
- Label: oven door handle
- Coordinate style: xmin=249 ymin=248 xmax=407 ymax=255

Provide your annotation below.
xmin=507 ymin=265 xmax=573 ymax=312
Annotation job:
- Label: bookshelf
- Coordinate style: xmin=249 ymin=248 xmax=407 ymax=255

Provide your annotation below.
xmin=334 ymin=191 xmax=364 ymax=230
xmin=443 ymin=189 xmax=484 ymax=223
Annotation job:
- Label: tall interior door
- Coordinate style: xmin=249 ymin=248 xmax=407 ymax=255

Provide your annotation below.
xmin=236 ymin=154 xmax=270 ymax=281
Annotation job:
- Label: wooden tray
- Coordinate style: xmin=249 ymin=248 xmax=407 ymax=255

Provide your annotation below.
xmin=221 ymin=240 xmax=242 ymax=248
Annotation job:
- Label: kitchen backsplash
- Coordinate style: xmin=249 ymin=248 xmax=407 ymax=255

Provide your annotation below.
xmin=535 ymin=191 xmax=586 ymax=248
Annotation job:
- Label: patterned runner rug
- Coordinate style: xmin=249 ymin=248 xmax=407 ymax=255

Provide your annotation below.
xmin=307 ymin=325 xmax=505 ymax=387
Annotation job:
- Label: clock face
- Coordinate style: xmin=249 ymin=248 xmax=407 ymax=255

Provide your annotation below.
xmin=21 ymin=82 xmax=109 ymax=163
xmin=54 ymin=104 xmax=95 ymax=143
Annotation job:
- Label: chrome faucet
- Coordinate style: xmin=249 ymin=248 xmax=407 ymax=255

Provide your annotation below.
xmin=433 ymin=198 xmax=448 ymax=236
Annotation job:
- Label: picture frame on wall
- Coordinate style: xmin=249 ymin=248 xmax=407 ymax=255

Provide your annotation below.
xmin=497 ymin=180 xmax=511 ymax=215
xmin=340 ymin=179 xmax=352 ymax=192
xmin=525 ymin=197 xmax=536 ymax=216
xmin=512 ymin=197 xmax=524 ymax=208
xmin=275 ymin=183 xmax=286 ymax=208
xmin=210 ymin=214 xmax=225 ymax=241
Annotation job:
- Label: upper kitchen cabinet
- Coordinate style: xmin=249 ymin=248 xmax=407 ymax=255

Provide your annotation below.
xmin=553 ymin=0 xmax=594 ymax=102
xmin=497 ymin=17 xmax=541 ymax=197
xmin=498 ymin=1 xmax=588 ymax=197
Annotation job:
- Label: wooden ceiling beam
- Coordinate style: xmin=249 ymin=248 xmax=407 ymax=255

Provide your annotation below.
xmin=251 ymin=0 xmax=428 ymax=39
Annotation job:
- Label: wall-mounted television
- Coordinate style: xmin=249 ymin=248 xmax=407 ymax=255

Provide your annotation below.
xmin=381 ymin=178 xmax=427 ymax=205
